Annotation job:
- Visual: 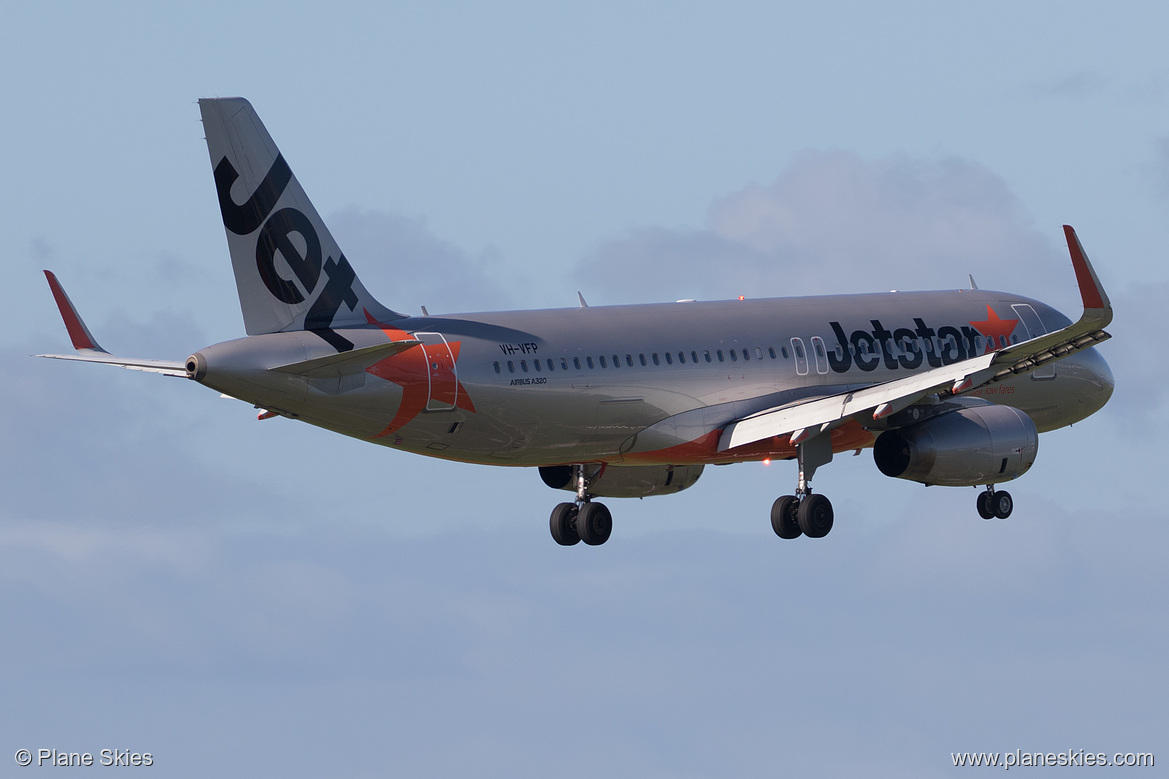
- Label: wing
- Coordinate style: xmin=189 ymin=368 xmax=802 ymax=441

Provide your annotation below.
xmin=718 ymin=225 xmax=1112 ymax=452
xmin=36 ymin=270 xmax=189 ymax=377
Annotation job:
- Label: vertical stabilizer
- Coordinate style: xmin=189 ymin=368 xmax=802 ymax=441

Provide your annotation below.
xmin=199 ymin=97 xmax=401 ymax=350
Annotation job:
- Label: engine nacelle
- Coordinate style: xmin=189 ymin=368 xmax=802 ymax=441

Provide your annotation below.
xmin=539 ymin=464 xmax=704 ymax=498
xmin=873 ymin=405 xmax=1039 ymax=487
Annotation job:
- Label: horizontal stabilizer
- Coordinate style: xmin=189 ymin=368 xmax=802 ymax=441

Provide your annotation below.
xmin=36 ymin=352 xmax=188 ymax=376
xmin=268 ymin=339 xmax=421 ymax=378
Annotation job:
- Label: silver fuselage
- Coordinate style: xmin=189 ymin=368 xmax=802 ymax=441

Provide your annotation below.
xmin=192 ymin=288 xmax=1114 ymax=468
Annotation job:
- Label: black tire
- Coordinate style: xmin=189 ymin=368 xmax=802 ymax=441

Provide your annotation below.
xmin=577 ymin=502 xmax=613 ymax=546
xmin=976 ymin=491 xmax=996 ymax=520
xmin=771 ymin=495 xmax=802 ymax=539
xmin=798 ymin=494 xmax=834 ymax=538
xmin=549 ymin=502 xmax=580 ymax=546
xmin=992 ymin=490 xmax=1013 ymax=519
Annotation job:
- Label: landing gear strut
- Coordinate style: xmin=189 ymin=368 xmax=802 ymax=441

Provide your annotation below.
xmin=977 ymin=486 xmax=1013 ymax=519
xmin=771 ymin=435 xmax=835 ymax=540
xmin=549 ymin=464 xmax=612 ymax=546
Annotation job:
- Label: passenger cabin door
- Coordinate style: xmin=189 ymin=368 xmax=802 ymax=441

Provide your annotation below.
xmin=790 ymin=337 xmax=809 ymax=376
xmin=1010 ymin=304 xmax=1055 ymax=379
xmin=413 ymin=332 xmax=459 ymax=410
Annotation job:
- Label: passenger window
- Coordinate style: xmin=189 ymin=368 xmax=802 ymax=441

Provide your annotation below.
xmin=493 ymin=361 xmax=501 ymax=374
xmin=520 ymin=360 xmax=528 ymax=373
xmin=755 ymin=347 xmax=763 ymax=359
xmin=586 ymin=356 xmax=594 ymax=369
xmin=573 ymin=357 xmax=581 ymax=369
xmin=691 ymin=350 xmax=698 ymax=363
xmin=781 ymin=347 xmax=788 ymax=359
xmin=704 ymin=350 xmax=712 ymax=363
xmin=729 ymin=349 xmax=737 ymax=362
xmin=768 ymin=347 xmax=776 ymax=359
xmin=626 ymin=354 xmax=634 ymax=367
xmin=507 ymin=360 xmax=515 ymax=373
xmin=652 ymin=353 xmax=660 ymax=366
xmin=678 ymin=352 xmax=686 ymax=364
xmin=612 ymin=355 xmax=620 ymax=368
xmin=598 ymin=355 xmax=606 ymax=368
xmin=639 ymin=354 xmax=647 ymax=366
xmin=717 ymin=350 xmax=724 ymax=362
xmin=742 ymin=348 xmax=750 ymax=360
xmin=560 ymin=358 xmax=568 ymax=371
xmin=547 ymin=359 xmax=555 ymax=372
xmin=533 ymin=359 xmax=542 ymax=371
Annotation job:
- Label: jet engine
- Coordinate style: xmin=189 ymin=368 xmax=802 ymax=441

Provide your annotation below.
xmin=539 ymin=464 xmax=704 ymax=498
xmin=873 ymin=404 xmax=1038 ymax=487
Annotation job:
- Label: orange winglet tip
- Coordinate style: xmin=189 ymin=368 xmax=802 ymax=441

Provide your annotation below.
xmin=43 ymin=270 xmax=106 ymax=352
xmin=1062 ymin=225 xmax=1107 ymax=311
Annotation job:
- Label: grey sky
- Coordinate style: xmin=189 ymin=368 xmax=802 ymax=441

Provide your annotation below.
xmin=2 ymin=2 xmax=1166 ymax=776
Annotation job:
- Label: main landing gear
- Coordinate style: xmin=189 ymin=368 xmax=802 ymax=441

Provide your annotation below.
xmin=549 ymin=465 xmax=612 ymax=546
xmin=976 ymin=485 xmax=1013 ymax=519
xmin=770 ymin=434 xmax=835 ymax=540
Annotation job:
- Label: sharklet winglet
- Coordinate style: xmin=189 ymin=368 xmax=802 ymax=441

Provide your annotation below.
xmin=43 ymin=270 xmax=106 ymax=353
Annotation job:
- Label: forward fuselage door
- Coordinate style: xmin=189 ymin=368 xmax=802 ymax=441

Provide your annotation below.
xmin=810 ymin=336 xmax=829 ymax=375
xmin=790 ymin=337 xmax=809 ymax=376
xmin=413 ymin=332 xmax=459 ymax=410
xmin=1010 ymin=304 xmax=1055 ymax=379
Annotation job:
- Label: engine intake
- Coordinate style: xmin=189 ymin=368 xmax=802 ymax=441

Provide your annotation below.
xmin=873 ymin=405 xmax=1038 ymax=487
xmin=539 ymin=464 xmax=704 ymax=498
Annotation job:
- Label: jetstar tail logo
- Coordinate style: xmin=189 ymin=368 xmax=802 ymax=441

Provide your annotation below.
xmin=214 ymin=154 xmax=359 ymax=352
xmin=826 ymin=307 xmax=1019 ymax=374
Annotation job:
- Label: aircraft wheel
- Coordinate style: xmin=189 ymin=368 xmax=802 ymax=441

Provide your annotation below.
xmin=549 ymin=502 xmax=580 ymax=546
xmin=992 ymin=490 xmax=1013 ymax=519
xmin=771 ymin=495 xmax=802 ymax=539
xmin=577 ymin=502 xmax=613 ymax=546
xmin=798 ymin=494 xmax=834 ymax=538
xmin=976 ymin=491 xmax=996 ymax=520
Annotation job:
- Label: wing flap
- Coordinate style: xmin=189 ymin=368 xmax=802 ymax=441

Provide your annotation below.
xmin=719 ymin=353 xmax=997 ymax=451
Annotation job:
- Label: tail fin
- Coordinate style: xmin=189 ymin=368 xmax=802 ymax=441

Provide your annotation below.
xmin=198 ymin=97 xmax=402 ymax=350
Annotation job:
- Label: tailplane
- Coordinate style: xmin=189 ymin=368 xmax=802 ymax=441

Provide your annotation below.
xmin=198 ymin=97 xmax=402 ymax=350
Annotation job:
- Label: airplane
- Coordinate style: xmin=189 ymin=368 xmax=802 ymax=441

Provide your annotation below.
xmin=39 ymin=97 xmax=1115 ymax=546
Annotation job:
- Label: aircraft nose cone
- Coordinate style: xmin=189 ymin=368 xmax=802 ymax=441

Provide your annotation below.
xmin=1074 ymin=346 xmax=1114 ymax=417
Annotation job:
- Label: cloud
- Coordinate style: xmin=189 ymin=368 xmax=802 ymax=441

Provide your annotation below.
xmin=1023 ymin=71 xmax=1111 ymax=100
xmin=576 ymin=150 xmax=1060 ymax=304
xmin=329 ymin=207 xmax=516 ymax=315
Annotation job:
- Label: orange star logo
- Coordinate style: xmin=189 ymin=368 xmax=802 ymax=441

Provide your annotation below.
xmin=362 ymin=310 xmax=475 ymax=437
xmin=968 ymin=305 xmax=1019 ymax=353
